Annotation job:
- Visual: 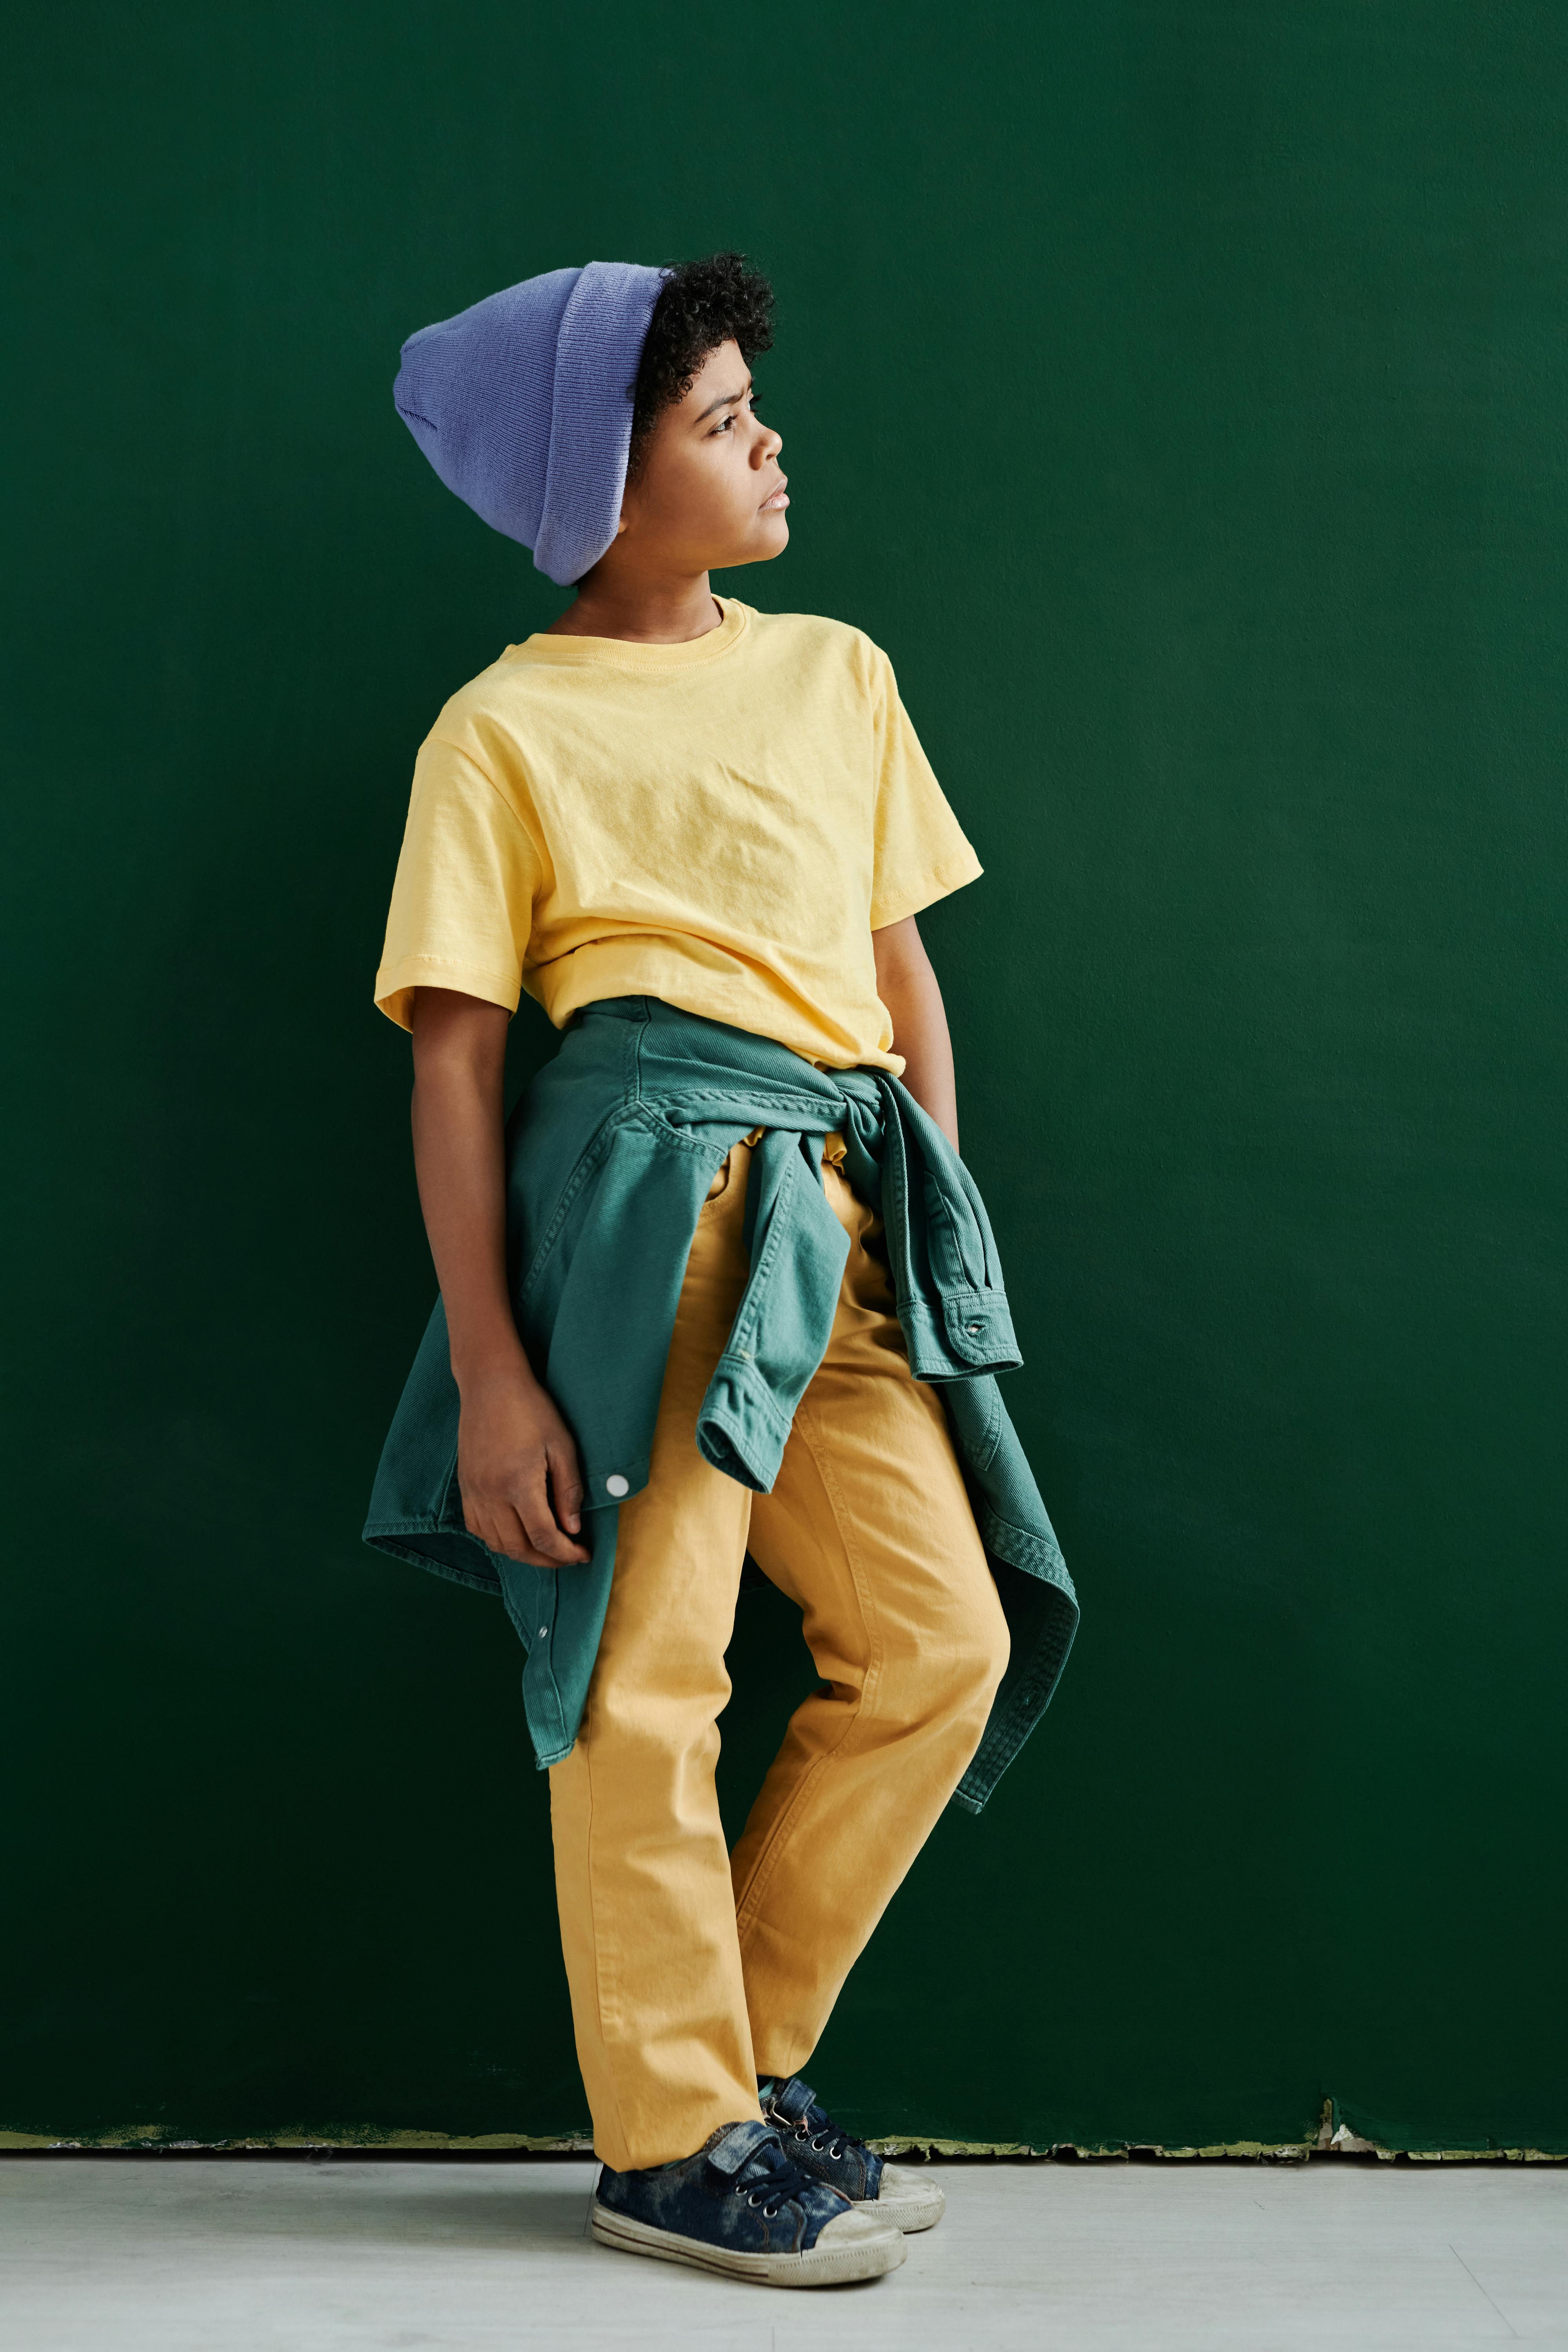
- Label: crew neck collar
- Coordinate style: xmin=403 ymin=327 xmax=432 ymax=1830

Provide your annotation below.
xmin=510 ymin=596 xmax=750 ymax=671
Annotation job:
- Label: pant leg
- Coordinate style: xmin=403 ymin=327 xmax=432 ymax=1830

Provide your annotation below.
xmin=547 ymin=1137 xmax=764 ymax=2172
xmin=733 ymin=1143 xmax=1011 ymax=2078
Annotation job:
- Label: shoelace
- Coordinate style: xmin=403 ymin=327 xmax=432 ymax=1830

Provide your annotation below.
xmin=767 ymin=2092 xmax=856 ymax=2164
xmin=728 ymin=2137 xmax=821 ymax=2220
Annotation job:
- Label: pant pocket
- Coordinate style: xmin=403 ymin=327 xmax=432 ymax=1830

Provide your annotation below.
xmin=702 ymin=1151 xmax=735 ymax=1206
xmin=701 ymin=1129 xmax=763 ymax=1210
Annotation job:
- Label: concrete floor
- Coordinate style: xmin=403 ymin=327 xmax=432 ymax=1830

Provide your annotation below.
xmin=1 ymin=2155 xmax=1565 ymax=2350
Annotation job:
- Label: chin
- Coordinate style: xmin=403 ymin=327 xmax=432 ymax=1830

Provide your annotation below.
xmin=715 ymin=519 xmax=790 ymax=572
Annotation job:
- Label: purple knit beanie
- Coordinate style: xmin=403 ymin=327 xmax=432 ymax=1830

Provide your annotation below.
xmin=393 ymin=262 xmax=667 ymax=586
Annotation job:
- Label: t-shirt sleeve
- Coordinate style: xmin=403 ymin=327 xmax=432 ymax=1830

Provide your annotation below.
xmin=373 ymin=735 xmax=543 ymax=1031
xmin=866 ymin=646 xmax=984 ymax=931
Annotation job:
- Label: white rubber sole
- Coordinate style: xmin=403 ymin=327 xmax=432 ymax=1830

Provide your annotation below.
xmin=857 ymin=2161 xmax=946 ymax=2233
xmin=590 ymin=2200 xmax=907 ymax=2287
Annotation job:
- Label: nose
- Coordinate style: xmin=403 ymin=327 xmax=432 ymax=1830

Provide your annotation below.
xmin=753 ymin=420 xmax=783 ymax=466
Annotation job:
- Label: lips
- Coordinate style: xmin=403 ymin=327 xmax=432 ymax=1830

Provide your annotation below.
xmin=760 ymin=475 xmax=790 ymax=512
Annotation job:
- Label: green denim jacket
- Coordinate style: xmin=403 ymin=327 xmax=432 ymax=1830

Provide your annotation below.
xmin=363 ymin=996 xmax=1078 ymax=1813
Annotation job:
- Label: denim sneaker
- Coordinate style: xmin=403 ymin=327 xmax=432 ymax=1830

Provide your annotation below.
xmin=591 ymin=2119 xmax=906 ymax=2287
xmin=760 ymin=2075 xmax=946 ymax=2233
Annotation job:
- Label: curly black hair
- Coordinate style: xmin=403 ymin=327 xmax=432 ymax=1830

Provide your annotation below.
xmin=627 ymin=252 xmax=775 ymax=481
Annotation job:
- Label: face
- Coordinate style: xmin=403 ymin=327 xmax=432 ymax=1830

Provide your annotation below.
xmin=615 ymin=339 xmax=788 ymax=573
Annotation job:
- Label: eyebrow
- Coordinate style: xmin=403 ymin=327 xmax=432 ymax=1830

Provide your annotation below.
xmin=694 ymin=379 xmax=752 ymax=422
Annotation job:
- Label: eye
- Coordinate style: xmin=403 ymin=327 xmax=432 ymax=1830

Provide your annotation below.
xmin=709 ymin=388 xmax=759 ymax=437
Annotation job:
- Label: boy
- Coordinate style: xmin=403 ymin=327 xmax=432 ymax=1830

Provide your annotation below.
xmin=367 ymin=253 xmax=1076 ymax=2288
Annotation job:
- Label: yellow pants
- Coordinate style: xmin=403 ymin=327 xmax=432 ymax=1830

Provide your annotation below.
xmin=548 ymin=1132 xmax=1010 ymax=2170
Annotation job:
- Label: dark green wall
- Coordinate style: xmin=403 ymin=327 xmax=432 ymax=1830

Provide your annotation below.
xmin=5 ymin=1 xmax=1565 ymax=2155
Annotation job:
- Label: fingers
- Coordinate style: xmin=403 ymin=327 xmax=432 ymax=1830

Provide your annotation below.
xmin=463 ymin=1498 xmax=533 ymax=1563
xmin=514 ymin=1467 xmax=590 ymax=1566
xmin=548 ymin=1437 xmax=585 ymax=1538
xmin=457 ymin=1406 xmax=593 ymax=1569
xmin=461 ymin=1483 xmax=590 ymax=1568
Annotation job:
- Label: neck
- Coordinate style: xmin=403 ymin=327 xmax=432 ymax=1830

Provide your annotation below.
xmin=546 ymin=564 xmax=722 ymax=645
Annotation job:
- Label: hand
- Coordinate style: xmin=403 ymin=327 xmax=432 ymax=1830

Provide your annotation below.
xmin=457 ymin=1365 xmax=591 ymax=1567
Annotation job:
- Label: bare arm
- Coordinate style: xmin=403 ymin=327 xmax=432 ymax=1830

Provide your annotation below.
xmin=409 ymin=987 xmax=590 ymax=1567
xmin=872 ymin=914 xmax=960 ymax=1153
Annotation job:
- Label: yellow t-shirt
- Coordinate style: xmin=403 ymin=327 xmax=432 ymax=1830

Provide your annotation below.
xmin=374 ymin=597 xmax=982 ymax=1073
